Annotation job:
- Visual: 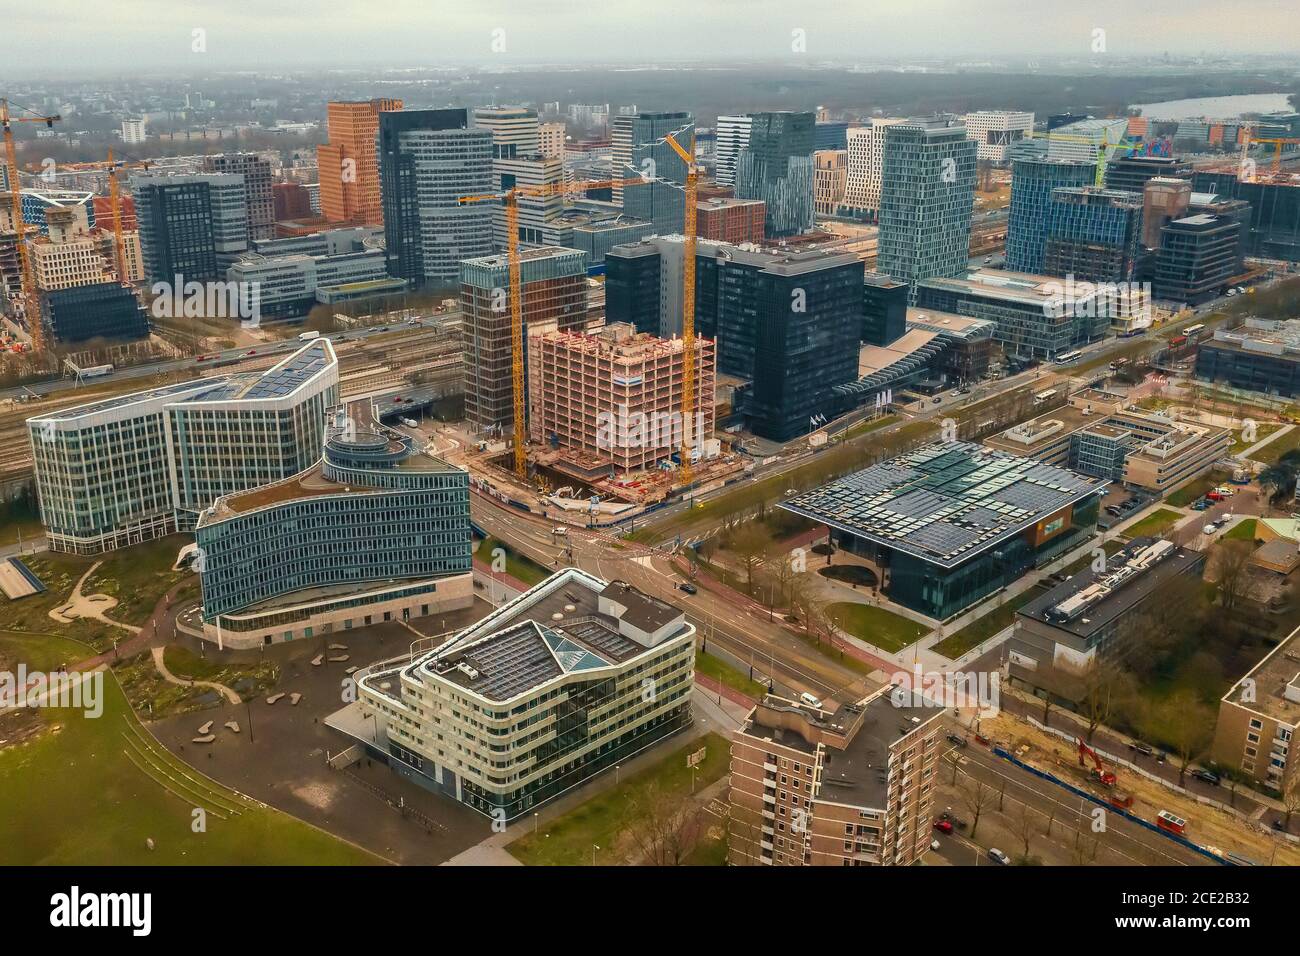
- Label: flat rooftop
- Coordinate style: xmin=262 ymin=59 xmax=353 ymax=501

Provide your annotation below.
xmin=781 ymin=441 xmax=1104 ymax=569
xmin=858 ymin=329 xmax=937 ymax=377
xmin=1223 ymin=626 xmax=1300 ymax=726
xmin=983 ymin=405 xmax=1096 ymax=456
xmin=1017 ymin=537 xmax=1204 ymax=640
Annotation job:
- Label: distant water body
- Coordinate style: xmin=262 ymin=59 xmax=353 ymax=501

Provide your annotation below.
xmin=1130 ymin=93 xmax=1293 ymax=121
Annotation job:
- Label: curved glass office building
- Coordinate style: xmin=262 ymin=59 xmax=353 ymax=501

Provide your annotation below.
xmin=194 ymin=405 xmax=472 ymax=647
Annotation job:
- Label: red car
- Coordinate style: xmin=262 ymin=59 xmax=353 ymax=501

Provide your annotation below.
xmin=933 ymin=819 xmax=953 ymax=834
xmin=246 ymin=349 xmax=257 ymax=356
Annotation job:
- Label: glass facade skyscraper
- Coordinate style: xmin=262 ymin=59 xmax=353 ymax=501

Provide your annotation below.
xmin=735 ymin=111 xmax=815 ymax=238
xmin=1044 ymin=186 xmax=1144 ymax=282
xmin=620 ymin=111 xmax=694 ymax=237
xmin=877 ymin=118 xmax=977 ymax=299
xmin=1004 ymin=158 xmax=1095 ymax=274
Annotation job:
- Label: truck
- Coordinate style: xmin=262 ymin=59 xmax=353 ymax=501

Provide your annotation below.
xmin=81 ymin=364 xmax=113 ymax=379
xmin=298 ymin=330 xmax=321 ymax=341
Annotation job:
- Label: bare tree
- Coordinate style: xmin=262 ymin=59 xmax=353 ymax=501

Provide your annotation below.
xmin=727 ymin=522 xmax=773 ymax=595
xmin=961 ymin=778 xmax=993 ymax=840
xmin=1015 ymin=801 xmax=1039 ymax=863
xmin=1209 ymin=540 xmax=1257 ymax=613
xmin=1079 ymin=659 xmax=1130 ymax=743
xmin=623 ymin=783 xmax=707 ymax=866
xmin=1281 ymin=765 xmax=1300 ymax=829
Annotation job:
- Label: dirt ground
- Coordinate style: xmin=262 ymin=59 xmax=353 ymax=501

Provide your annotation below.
xmin=980 ymin=711 xmax=1300 ymax=866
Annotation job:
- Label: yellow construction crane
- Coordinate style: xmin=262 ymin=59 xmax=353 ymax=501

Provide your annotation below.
xmin=1029 ymin=129 xmax=1143 ymax=187
xmin=2 ymin=98 xmax=60 ymax=358
xmin=459 ymin=175 xmax=651 ymax=479
xmin=30 ymin=150 xmax=152 ymax=285
xmin=662 ymin=129 xmax=698 ymax=485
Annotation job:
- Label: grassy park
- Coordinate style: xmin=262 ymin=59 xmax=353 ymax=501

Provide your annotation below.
xmin=1121 ymin=507 xmax=1184 ymax=540
xmin=475 ymin=534 xmax=551 ymax=586
xmin=825 ymin=601 xmax=928 ymax=654
xmin=695 ymin=650 xmax=767 ymax=699
xmin=0 ymin=633 xmax=379 ymax=865
xmin=932 ymin=590 xmax=1039 ymax=660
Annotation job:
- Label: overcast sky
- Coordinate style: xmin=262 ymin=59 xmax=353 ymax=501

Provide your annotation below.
xmin=8 ymin=0 xmax=1300 ymax=74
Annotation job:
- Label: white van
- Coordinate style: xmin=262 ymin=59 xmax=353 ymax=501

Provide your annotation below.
xmin=799 ymin=692 xmax=824 ymax=709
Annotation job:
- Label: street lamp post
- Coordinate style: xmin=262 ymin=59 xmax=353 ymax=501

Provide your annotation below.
xmin=592 ymin=843 xmax=600 ymax=866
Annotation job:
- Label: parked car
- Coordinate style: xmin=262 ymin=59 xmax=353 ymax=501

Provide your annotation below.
xmin=1130 ymin=741 xmax=1154 ymax=757
xmin=678 ymin=582 xmax=698 ymax=595
xmin=1203 ymin=524 xmax=1218 ymax=536
xmin=933 ymin=819 xmax=954 ymax=834
xmin=988 ymin=848 xmax=1011 ymax=865
xmin=946 ymin=733 xmax=968 ymax=748
xmin=1191 ymin=769 xmax=1220 ymax=786
xmin=930 ymin=838 xmax=942 ymax=851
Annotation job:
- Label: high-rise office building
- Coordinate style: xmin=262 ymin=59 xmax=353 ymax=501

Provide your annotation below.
xmin=379 ymin=108 xmax=494 ymax=287
xmin=41 ymin=281 xmax=149 ymax=343
xmin=610 ymin=114 xmax=635 ymax=205
xmin=1043 ymin=186 xmax=1144 ymax=283
xmin=318 ymin=98 xmax=402 ymax=226
xmin=735 ymin=111 xmax=816 ymax=238
xmin=1005 ymin=158 xmax=1096 ymax=274
xmin=621 ymin=111 xmax=694 ymax=237
xmin=714 ymin=115 xmax=752 ymax=189
xmin=1153 ymin=214 xmax=1242 ymax=304
xmin=842 ymin=118 xmax=906 ymax=220
xmin=877 ymin=118 xmax=977 ymax=298
xmin=28 ymin=340 xmax=339 ymax=553
xmin=962 ymin=111 xmax=1034 ymax=164
xmin=1142 ymin=177 xmax=1192 ymax=250
xmin=474 ymin=105 xmax=540 ymax=160
xmin=130 ymin=174 xmax=218 ymax=283
xmin=474 ymin=106 xmax=562 ymax=248
xmin=205 ymin=153 xmax=275 ymax=241
xmin=1103 ymin=154 xmax=1192 ymax=195
xmin=1047 ymin=117 xmax=1128 ymax=165
xmin=460 ymin=246 xmax=588 ymax=433
xmin=813 ymin=121 xmax=849 ymax=151
xmin=195 ymin=402 xmax=472 ymax=646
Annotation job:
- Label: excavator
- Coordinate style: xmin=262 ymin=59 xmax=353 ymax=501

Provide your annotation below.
xmin=1078 ymin=738 xmax=1134 ymax=808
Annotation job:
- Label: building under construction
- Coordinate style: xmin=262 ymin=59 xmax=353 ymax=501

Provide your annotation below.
xmin=460 ymin=245 xmax=589 ymax=434
xmin=528 ymin=322 xmax=716 ymax=480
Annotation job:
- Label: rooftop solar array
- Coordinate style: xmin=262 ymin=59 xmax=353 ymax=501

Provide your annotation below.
xmin=448 ymin=622 xmax=563 ymax=701
xmin=781 ymin=441 xmax=1104 ymax=569
xmin=241 ymin=340 xmax=333 ymax=399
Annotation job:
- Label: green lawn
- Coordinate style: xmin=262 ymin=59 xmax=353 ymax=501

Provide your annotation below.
xmin=0 ymin=499 xmax=45 ymax=549
xmin=825 ymin=601 xmax=929 ymax=653
xmin=841 ymin=414 xmax=898 ymax=441
xmin=1121 ymin=508 xmax=1184 ymax=540
xmin=507 ymin=732 xmax=730 ymax=866
xmin=1224 ymin=518 xmax=1259 ymax=542
xmin=1166 ymin=471 xmax=1231 ymax=508
xmin=0 ymin=634 xmax=380 ymax=865
xmin=476 ymin=535 xmax=551 ymax=586
xmin=1230 ymin=423 xmax=1283 ymax=456
xmin=1249 ymin=425 xmax=1300 ymax=463
xmin=933 ymin=590 xmax=1039 ymax=660
xmin=695 ymin=650 xmax=767 ymax=700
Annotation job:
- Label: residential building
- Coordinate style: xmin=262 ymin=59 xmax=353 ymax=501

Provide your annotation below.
xmin=963 ymin=111 xmax=1034 ymax=164
xmin=379 ymin=108 xmax=494 ymax=287
xmin=735 ymin=111 xmax=816 ymax=238
xmin=1213 ymin=625 xmax=1300 ymax=791
xmin=194 ymin=402 xmax=472 ymax=647
xmin=842 ymin=118 xmax=906 ymax=220
xmin=353 ymin=568 xmax=695 ymax=821
xmin=31 ymin=208 xmax=110 ymax=291
xmin=729 ymin=689 xmax=943 ymax=867
xmin=121 ymin=117 xmax=147 ymax=145
xmin=41 ymin=281 xmax=149 ymax=343
xmin=538 ymin=122 xmax=566 ymax=160
xmin=1010 ymin=538 xmax=1206 ymax=703
xmin=877 ymin=118 xmax=977 ymax=298
xmin=782 ymin=442 xmax=1104 ymax=618
xmin=205 ymin=153 xmax=275 ymax=241
xmin=814 ymin=149 xmax=848 ymax=216
xmin=1043 ymin=186 xmax=1144 ymax=283
xmin=714 ymin=115 xmax=752 ymax=188
xmin=1196 ymin=319 xmax=1300 ymax=397
xmin=19 ymin=188 xmax=96 ymax=237
xmin=1005 ymin=158 xmax=1095 ymax=274
xmin=318 ymin=98 xmax=402 ymax=226
xmin=915 ymin=268 xmax=1112 ymax=360
xmin=528 ymin=322 xmax=716 ymax=476
xmin=27 ymin=339 xmax=339 ymax=553
xmin=460 ymin=246 xmax=588 ymax=433
xmin=696 ymin=197 xmax=765 ymax=244
xmin=272 ymin=182 xmax=313 ymax=221
xmin=622 ymin=111 xmax=694 ymax=237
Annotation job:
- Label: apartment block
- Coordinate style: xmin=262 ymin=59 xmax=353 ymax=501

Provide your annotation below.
xmin=842 ymin=118 xmax=906 ymax=219
xmin=528 ymin=322 xmax=716 ymax=476
xmin=460 ymin=246 xmax=588 ymax=433
xmin=354 ymin=568 xmax=695 ymax=822
xmin=205 ymin=153 xmax=275 ymax=241
xmin=318 ymin=98 xmax=402 ymax=226
xmin=728 ymin=689 xmax=943 ymax=866
xmin=814 ymin=149 xmax=848 ymax=216
xmin=1214 ymin=626 xmax=1300 ymax=791
xmin=714 ymin=115 xmax=752 ymax=188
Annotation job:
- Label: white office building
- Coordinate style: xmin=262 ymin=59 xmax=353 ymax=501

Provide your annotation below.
xmin=963 ymin=111 xmax=1034 ymax=164
xmin=714 ymin=114 xmax=752 ymax=188
xmin=843 ymin=117 xmax=906 ymax=218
